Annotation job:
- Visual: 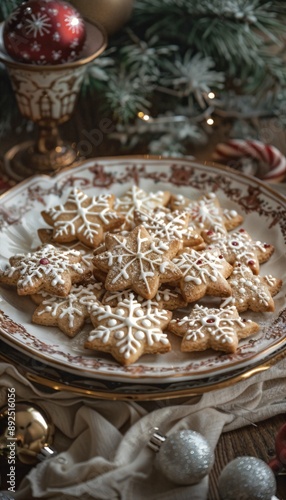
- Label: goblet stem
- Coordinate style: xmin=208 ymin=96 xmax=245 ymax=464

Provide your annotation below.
xmin=37 ymin=121 xmax=63 ymax=154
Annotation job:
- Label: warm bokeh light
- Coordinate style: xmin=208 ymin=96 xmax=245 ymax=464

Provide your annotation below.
xmin=138 ymin=112 xmax=150 ymax=121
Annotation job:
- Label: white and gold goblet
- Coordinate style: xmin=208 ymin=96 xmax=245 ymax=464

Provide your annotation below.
xmin=0 ymin=20 xmax=107 ymax=180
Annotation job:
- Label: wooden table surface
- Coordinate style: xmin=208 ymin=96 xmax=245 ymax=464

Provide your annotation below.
xmin=0 ymin=102 xmax=286 ymax=499
xmin=211 ymin=414 xmax=286 ymax=499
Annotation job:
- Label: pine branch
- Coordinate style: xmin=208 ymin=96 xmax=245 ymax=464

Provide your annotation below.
xmin=1 ymin=0 xmax=286 ymax=156
xmin=104 ymin=69 xmax=153 ymax=123
xmin=134 ymin=0 xmax=286 ymax=75
xmin=0 ymin=0 xmax=22 ymax=21
xmin=159 ymin=51 xmax=224 ymax=107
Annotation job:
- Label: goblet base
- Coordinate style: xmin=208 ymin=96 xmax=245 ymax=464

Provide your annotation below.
xmin=4 ymin=141 xmax=78 ymax=181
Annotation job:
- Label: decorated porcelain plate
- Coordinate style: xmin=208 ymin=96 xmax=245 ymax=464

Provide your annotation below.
xmin=0 ymin=157 xmax=286 ymax=383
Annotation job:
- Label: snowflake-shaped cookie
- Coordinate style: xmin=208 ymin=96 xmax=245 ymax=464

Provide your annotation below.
xmin=173 ymin=249 xmax=233 ymax=302
xmin=113 ymin=185 xmax=170 ymax=230
xmin=93 ymin=225 xmax=182 ymax=299
xmin=205 ymin=228 xmax=274 ymax=275
xmin=32 ymin=279 xmax=105 ymax=337
xmin=84 ymin=295 xmax=172 ymax=365
xmin=41 ymin=188 xmax=125 ymax=248
xmin=37 ymin=228 xmax=94 ymax=273
xmin=0 ymin=244 xmax=89 ymax=296
xmin=170 ymin=192 xmax=227 ymax=236
xmin=168 ymin=304 xmax=260 ymax=354
xmin=221 ymin=263 xmax=282 ymax=312
xmin=134 ymin=208 xmax=203 ymax=249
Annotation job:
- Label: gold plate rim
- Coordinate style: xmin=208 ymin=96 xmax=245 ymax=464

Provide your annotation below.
xmin=1 ymin=346 xmax=285 ymax=401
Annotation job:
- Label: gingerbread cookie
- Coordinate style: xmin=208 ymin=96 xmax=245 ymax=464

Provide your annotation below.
xmin=221 ymin=263 xmax=282 ymax=312
xmin=32 ymin=279 xmax=105 ymax=337
xmin=170 ymin=192 xmax=228 ymax=237
xmin=41 ymin=188 xmax=125 ymax=248
xmin=168 ymin=304 xmax=260 ymax=354
xmin=173 ymin=248 xmax=233 ymax=302
xmin=205 ymin=228 xmax=274 ymax=274
xmin=84 ymin=294 xmax=172 ymax=365
xmin=134 ymin=208 xmax=203 ymax=249
xmin=114 ymin=185 xmax=170 ymax=230
xmin=37 ymin=228 xmax=94 ymax=273
xmin=93 ymin=225 xmax=182 ymax=299
xmin=0 ymin=244 xmax=90 ymax=296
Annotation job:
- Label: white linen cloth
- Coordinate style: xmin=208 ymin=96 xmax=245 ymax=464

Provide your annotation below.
xmin=0 ymin=358 xmax=286 ymax=500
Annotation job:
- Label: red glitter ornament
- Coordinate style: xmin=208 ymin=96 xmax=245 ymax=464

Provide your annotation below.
xmin=3 ymin=0 xmax=86 ymax=65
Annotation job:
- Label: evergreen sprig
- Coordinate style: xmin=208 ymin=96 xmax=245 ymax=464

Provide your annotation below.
xmin=1 ymin=0 xmax=286 ymax=154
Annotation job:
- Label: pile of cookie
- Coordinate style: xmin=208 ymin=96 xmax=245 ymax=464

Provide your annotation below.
xmin=0 ymin=186 xmax=282 ymax=366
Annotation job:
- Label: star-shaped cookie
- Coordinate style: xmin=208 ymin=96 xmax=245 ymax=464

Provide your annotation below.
xmin=93 ymin=225 xmax=182 ymax=299
xmin=221 ymin=263 xmax=282 ymax=312
xmin=205 ymin=228 xmax=274 ymax=274
xmin=134 ymin=208 xmax=204 ymax=249
xmin=113 ymin=185 xmax=170 ymax=230
xmin=84 ymin=294 xmax=172 ymax=365
xmin=32 ymin=279 xmax=105 ymax=337
xmin=168 ymin=304 xmax=260 ymax=354
xmin=170 ymin=192 xmax=228 ymax=237
xmin=0 ymin=244 xmax=89 ymax=296
xmin=37 ymin=228 xmax=94 ymax=274
xmin=173 ymin=248 xmax=233 ymax=302
xmin=41 ymin=188 xmax=125 ymax=248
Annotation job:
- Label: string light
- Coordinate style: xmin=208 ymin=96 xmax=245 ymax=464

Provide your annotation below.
xmin=207 ymin=117 xmax=214 ymax=125
xmin=138 ymin=112 xmax=150 ymax=121
xmin=208 ymin=92 xmax=216 ymax=99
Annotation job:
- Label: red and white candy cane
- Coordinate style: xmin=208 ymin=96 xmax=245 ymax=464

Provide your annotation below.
xmin=213 ymin=139 xmax=286 ymax=183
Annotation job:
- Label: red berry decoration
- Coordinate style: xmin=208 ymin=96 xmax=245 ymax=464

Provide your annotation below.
xmin=39 ymin=258 xmax=50 ymax=265
xmin=3 ymin=0 xmax=86 ymax=65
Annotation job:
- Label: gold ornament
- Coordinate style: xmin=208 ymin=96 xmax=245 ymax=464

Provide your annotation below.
xmin=70 ymin=0 xmax=134 ymax=34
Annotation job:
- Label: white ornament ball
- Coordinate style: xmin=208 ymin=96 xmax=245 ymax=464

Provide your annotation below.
xmin=155 ymin=429 xmax=214 ymax=485
xmin=218 ymin=456 xmax=277 ymax=500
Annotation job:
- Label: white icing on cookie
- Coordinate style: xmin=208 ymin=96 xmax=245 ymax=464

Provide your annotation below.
xmin=222 ymin=264 xmax=274 ymax=310
xmin=176 ymin=304 xmax=246 ymax=344
xmin=45 ymin=188 xmax=122 ymax=245
xmin=135 ymin=209 xmax=200 ymax=245
xmin=173 ymin=250 xmax=226 ymax=285
xmin=99 ymin=227 xmax=179 ymax=295
xmin=4 ymin=244 xmax=85 ymax=289
xmin=35 ymin=282 xmax=102 ymax=328
xmin=114 ymin=186 xmax=168 ymax=228
xmin=172 ymin=193 xmax=226 ymax=235
xmin=88 ymin=295 xmax=171 ymax=360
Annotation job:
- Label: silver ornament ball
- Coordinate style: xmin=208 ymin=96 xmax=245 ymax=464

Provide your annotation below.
xmin=155 ymin=429 xmax=214 ymax=485
xmin=218 ymin=456 xmax=277 ymax=500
